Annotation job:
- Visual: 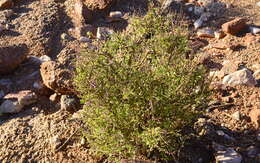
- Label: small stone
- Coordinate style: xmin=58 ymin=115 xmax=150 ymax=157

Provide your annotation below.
xmin=253 ymin=70 xmax=260 ymax=80
xmin=197 ymin=28 xmax=214 ymax=38
xmin=257 ymin=2 xmax=260 ymax=7
xmin=50 ymin=135 xmax=61 ymax=150
xmin=60 ymin=95 xmax=80 ymax=112
xmin=79 ymin=36 xmax=91 ymax=43
xmin=249 ymin=26 xmax=260 ymax=35
xmin=194 ymin=18 xmax=203 ymax=29
xmin=61 ymin=33 xmax=71 ymax=40
xmin=49 ymin=93 xmax=60 ymax=103
xmin=214 ymin=30 xmax=226 ymax=39
xmin=96 ymin=27 xmax=113 ymax=40
xmin=29 ymin=55 xmax=51 ymax=65
xmin=222 ymin=18 xmax=247 ymax=35
xmin=109 ymin=11 xmax=123 ymax=18
xmin=232 ymin=111 xmax=240 ymax=121
xmin=0 ymin=0 xmax=13 ymax=9
xmin=222 ymin=96 xmax=232 ymax=103
xmin=223 ymin=68 xmax=257 ymax=87
xmin=80 ymin=137 xmax=86 ymax=145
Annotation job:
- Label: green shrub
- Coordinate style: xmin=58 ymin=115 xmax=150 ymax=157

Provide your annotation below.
xmin=74 ymin=9 xmax=209 ymax=161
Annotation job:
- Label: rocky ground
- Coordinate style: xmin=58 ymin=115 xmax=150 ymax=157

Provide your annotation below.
xmin=0 ymin=0 xmax=259 ymax=162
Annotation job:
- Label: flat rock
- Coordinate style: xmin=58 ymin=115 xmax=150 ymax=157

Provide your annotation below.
xmin=0 ymin=44 xmax=28 ymax=75
xmin=197 ymin=28 xmax=215 ymax=38
xmin=222 ymin=18 xmax=247 ymax=35
xmin=222 ymin=68 xmax=257 ymax=87
xmin=0 ymin=90 xmax=37 ymax=113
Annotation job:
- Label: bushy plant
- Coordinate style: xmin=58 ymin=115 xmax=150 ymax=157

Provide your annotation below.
xmin=75 ymin=9 xmax=209 ymax=161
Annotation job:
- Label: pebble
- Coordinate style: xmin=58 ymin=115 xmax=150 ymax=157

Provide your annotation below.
xmin=96 ymin=27 xmax=113 ymax=40
xmin=109 ymin=11 xmax=123 ymax=18
xmin=214 ymin=30 xmax=226 ymax=39
xmin=49 ymin=93 xmax=60 ymax=103
xmin=61 ymin=33 xmax=71 ymax=40
xmin=194 ymin=18 xmax=203 ymax=29
xmin=60 ymin=95 xmax=79 ymax=112
xmin=257 ymin=2 xmax=260 ymax=7
xmin=197 ymin=28 xmax=214 ymax=38
xmin=222 ymin=68 xmax=257 ymax=87
xmin=249 ymin=26 xmax=260 ymax=35
xmin=79 ymin=36 xmax=92 ymax=43
xmin=253 ymin=70 xmax=260 ymax=80
xmin=50 ymin=135 xmax=61 ymax=150
xmin=29 ymin=55 xmax=51 ymax=65
xmin=231 ymin=111 xmax=240 ymax=121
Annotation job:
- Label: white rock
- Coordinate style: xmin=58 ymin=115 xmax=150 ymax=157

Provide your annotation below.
xmin=232 ymin=111 xmax=240 ymax=121
xmin=249 ymin=26 xmax=260 ymax=35
xmin=197 ymin=28 xmax=214 ymax=38
xmin=79 ymin=36 xmax=91 ymax=43
xmin=257 ymin=2 xmax=260 ymax=7
xmin=194 ymin=18 xmax=203 ymax=29
xmin=50 ymin=135 xmax=61 ymax=150
xmin=29 ymin=55 xmax=51 ymax=65
xmin=253 ymin=70 xmax=260 ymax=80
xmin=109 ymin=11 xmax=123 ymax=18
xmin=0 ymin=100 xmax=23 ymax=113
xmin=223 ymin=68 xmax=257 ymax=87
xmin=97 ymin=27 xmax=113 ymax=40
xmin=215 ymin=147 xmax=242 ymax=163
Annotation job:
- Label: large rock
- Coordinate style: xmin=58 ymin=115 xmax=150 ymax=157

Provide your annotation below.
xmin=222 ymin=68 xmax=257 ymax=87
xmin=222 ymin=18 xmax=247 ymax=35
xmin=0 ymin=44 xmax=28 ymax=75
xmin=0 ymin=0 xmax=13 ymax=9
xmin=40 ymin=61 xmax=75 ymax=94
